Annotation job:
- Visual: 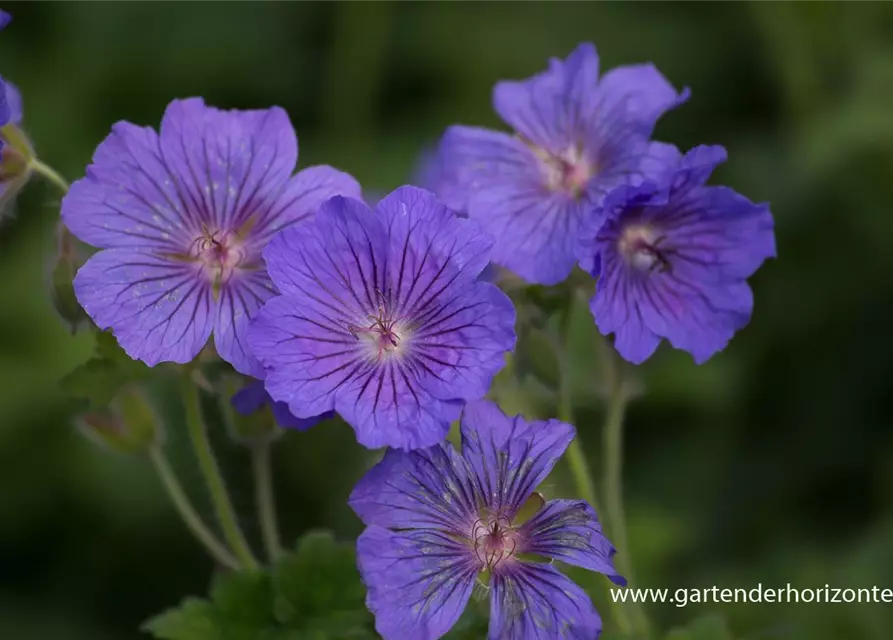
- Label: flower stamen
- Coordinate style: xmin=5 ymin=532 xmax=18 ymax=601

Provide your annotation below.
xmin=618 ymin=224 xmax=672 ymax=274
xmin=187 ymin=224 xmax=247 ymax=298
xmin=472 ymin=515 xmax=519 ymax=571
xmin=520 ymin=135 xmax=593 ymax=198
xmin=347 ymin=288 xmax=403 ymax=361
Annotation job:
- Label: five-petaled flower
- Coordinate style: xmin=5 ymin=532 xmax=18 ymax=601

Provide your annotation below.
xmin=350 ymin=399 xmax=624 ymax=640
xmin=247 ymin=186 xmax=516 ymax=451
xmin=61 ymin=98 xmax=360 ymax=375
xmin=577 ymin=144 xmax=776 ymax=364
xmin=433 ymin=42 xmax=688 ymax=285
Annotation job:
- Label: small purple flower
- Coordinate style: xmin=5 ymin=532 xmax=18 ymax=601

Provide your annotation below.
xmin=0 ymin=81 xmax=29 ymax=205
xmin=247 ymin=186 xmax=516 ymax=451
xmin=577 ymin=145 xmax=776 ymax=364
xmin=0 ymin=11 xmax=15 ymax=132
xmin=435 ymin=42 xmax=687 ymax=285
xmin=0 ymin=87 xmax=8 ymax=133
xmin=62 ymin=98 xmax=360 ymax=375
xmin=350 ymin=399 xmax=624 ymax=640
xmin=231 ymin=380 xmax=333 ymax=430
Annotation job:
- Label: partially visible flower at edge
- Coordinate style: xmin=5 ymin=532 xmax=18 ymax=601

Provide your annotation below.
xmin=576 ymin=144 xmax=776 ymax=364
xmin=0 ymin=9 xmax=10 ymax=129
xmin=247 ymin=186 xmax=516 ymax=451
xmin=0 ymin=9 xmax=34 ymax=210
xmin=0 ymin=9 xmax=16 ymax=136
xmin=0 ymin=80 xmax=33 ymax=209
xmin=231 ymin=380 xmax=334 ymax=431
xmin=350 ymin=399 xmax=624 ymax=640
xmin=61 ymin=97 xmax=360 ymax=376
xmin=433 ymin=41 xmax=688 ymax=286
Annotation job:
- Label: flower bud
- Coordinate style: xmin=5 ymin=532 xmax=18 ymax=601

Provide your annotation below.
xmin=49 ymin=223 xmax=89 ymax=334
xmin=76 ymin=386 xmax=163 ymax=455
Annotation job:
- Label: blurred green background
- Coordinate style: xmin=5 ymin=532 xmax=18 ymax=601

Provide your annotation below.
xmin=2 ymin=2 xmax=892 ymax=639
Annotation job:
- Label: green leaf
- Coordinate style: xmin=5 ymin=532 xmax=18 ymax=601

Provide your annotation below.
xmin=141 ymin=598 xmax=217 ymax=640
xmin=272 ymin=531 xmax=375 ymax=638
xmin=61 ymin=330 xmax=151 ymax=409
xmin=60 ymin=358 xmax=123 ymax=409
xmin=143 ymin=531 xmax=375 ymax=640
xmin=94 ymin=329 xmax=154 ymax=377
xmin=666 ymin=614 xmax=735 ymax=640
xmin=143 ymin=571 xmax=281 ymax=640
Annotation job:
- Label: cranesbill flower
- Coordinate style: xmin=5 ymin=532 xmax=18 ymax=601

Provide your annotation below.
xmin=577 ymin=145 xmax=776 ymax=364
xmin=0 ymin=80 xmax=31 ymax=207
xmin=248 ymin=186 xmax=516 ymax=451
xmin=62 ymin=98 xmax=360 ymax=375
xmin=231 ymin=380 xmax=333 ymax=430
xmin=435 ymin=42 xmax=687 ymax=285
xmin=350 ymin=399 xmax=624 ymax=640
xmin=0 ymin=11 xmax=12 ymax=130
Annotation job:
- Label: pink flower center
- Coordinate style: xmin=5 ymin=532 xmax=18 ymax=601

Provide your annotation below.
xmin=189 ymin=225 xmax=247 ymax=290
xmin=618 ymin=224 xmax=671 ymax=273
xmin=347 ymin=293 xmax=406 ymax=361
xmin=472 ymin=515 xmax=519 ymax=571
xmin=526 ymin=140 xmax=593 ymax=198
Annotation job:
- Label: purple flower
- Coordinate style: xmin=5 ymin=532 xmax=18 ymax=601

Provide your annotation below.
xmin=247 ymin=186 xmax=516 ymax=451
xmin=435 ymin=42 xmax=687 ymax=285
xmin=231 ymin=380 xmax=333 ymax=430
xmin=0 ymin=81 xmax=29 ymax=205
xmin=0 ymin=11 xmax=15 ymax=131
xmin=350 ymin=399 xmax=624 ymax=640
xmin=413 ymin=146 xmax=465 ymax=215
xmin=61 ymin=98 xmax=360 ymax=375
xmin=0 ymin=87 xmax=8 ymax=132
xmin=577 ymin=145 xmax=776 ymax=364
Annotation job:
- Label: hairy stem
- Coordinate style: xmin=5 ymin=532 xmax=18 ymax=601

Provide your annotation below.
xmin=29 ymin=158 xmax=69 ymax=193
xmin=601 ymin=345 xmax=650 ymax=638
xmin=181 ymin=374 xmax=258 ymax=571
xmin=148 ymin=446 xmax=239 ymax=570
xmin=252 ymin=442 xmax=282 ymax=563
xmin=560 ymin=364 xmax=634 ymax=636
xmin=559 ymin=391 xmax=601 ymax=515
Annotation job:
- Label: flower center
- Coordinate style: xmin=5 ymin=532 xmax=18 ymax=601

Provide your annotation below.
xmin=188 ymin=225 xmax=247 ymax=293
xmin=472 ymin=515 xmax=518 ymax=571
xmin=618 ymin=224 xmax=671 ymax=273
xmin=347 ymin=291 xmax=406 ymax=361
xmin=525 ymin=139 xmax=593 ymax=198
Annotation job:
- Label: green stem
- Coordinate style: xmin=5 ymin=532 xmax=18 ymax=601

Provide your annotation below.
xmin=29 ymin=158 xmax=70 ymax=193
xmin=252 ymin=441 xmax=282 ymax=563
xmin=556 ymin=332 xmax=633 ymax=635
xmin=181 ymin=374 xmax=259 ymax=571
xmin=559 ymin=391 xmax=600 ymax=515
xmin=148 ymin=446 xmax=239 ymax=570
xmin=601 ymin=348 xmax=650 ymax=638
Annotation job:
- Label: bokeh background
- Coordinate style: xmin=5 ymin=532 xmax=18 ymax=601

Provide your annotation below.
xmin=2 ymin=2 xmax=892 ymax=639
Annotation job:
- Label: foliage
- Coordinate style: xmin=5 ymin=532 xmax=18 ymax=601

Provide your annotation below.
xmin=143 ymin=532 xmax=376 ymax=640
